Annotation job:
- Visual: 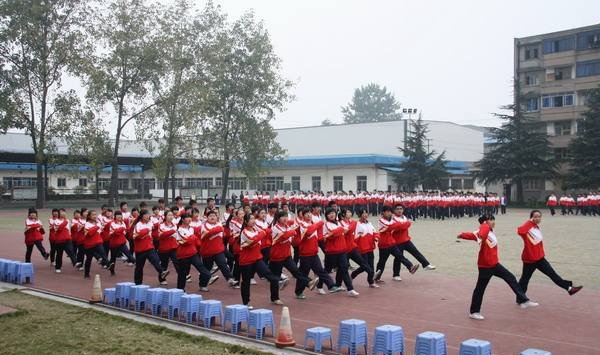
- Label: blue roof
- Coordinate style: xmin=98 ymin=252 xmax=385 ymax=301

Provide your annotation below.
xmin=0 ymin=162 xmax=141 ymax=173
xmin=267 ymin=154 xmax=406 ymax=167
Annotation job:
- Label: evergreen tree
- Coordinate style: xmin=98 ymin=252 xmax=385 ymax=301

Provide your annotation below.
xmin=341 ymin=83 xmax=402 ymax=124
xmin=394 ymin=117 xmax=447 ymax=191
xmin=567 ymin=88 xmax=600 ymax=189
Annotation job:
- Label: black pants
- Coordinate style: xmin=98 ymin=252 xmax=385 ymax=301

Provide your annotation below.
xmin=202 ymin=252 xmax=232 ymax=280
xmin=178 ymin=254 xmax=211 ymax=290
xmin=240 ymin=260 xmax=281 ymax=305
xmin=377 ymin=246 xmax=413 ymax=277
xmin=348 ymin=249 xmax=374 ymax=285
xmin=501 ymin=205 xmax=506 ymax=214
xmin=54 ymin=241 xmax=77 ymax=270
xmin=299 ymin=255 xmax=334 ymax=290
xmin=25 ymin=241 xmax=47 ymax=262
xmin=269 ymin=256 xmax=310 ymax=297
xmin=75 ymin=244 xmax=85 ymax=264
xmin=49 ymin=241 xmax=56 ymax=263
xmin=232 ymin=254 xmax=241 ymax=281
xmin=134 ymin=249 xmax=163 ymax=285
xmin=110 ymin=244 xmax=135 ymax=271
xmin=517 ymin=258 xmax=572 ymax=301
xmin=292 ymin=246 xmax=300 ymax=265
xmin=159 ymin=250 xmax=180 ymax=274
xmin=470 ymin=263 xmax=528 ymax=314
xmin=549 ymin=207 xmax=556 ymax=216
xmin=84 ymin=244 xmax=109 ymax=278
xmin=395 ymin=241 xmax=430 ymax=272
xmin=261 ymin=247 xmax=270 ymax=264
xmin=327 ymin=253 xmax=353 ymax=290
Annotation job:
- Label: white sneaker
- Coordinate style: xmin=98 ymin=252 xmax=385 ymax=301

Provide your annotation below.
xmin=369 ymin=283 xmax=380 ymax=288
xmin=199 ymin=287 xmax=209 ymax=292
xmin=228 ymin=278 xmax=239 ymax=287
xmin=77 ymin=267 xmax=84 ymax=271
xmin=160 ymin=280 xmax=168 ymax=286
xmin=316 ymin=288 xmax=326 ymax=295
xmin=208 ymin=275 xmax=220 ymax=285
xmin=55 ymin=269 xmax=61 ymax=274
xmin=347 ymin=290 xmax=360 ymax=297
xmin=186 ymin=274 xmax=192 ymax=283
xmin=126 ymin=262 xmax=135 ymax=267
xmin=520 ymin=301 xmax=539 ymax=309
xmin=338 ymin=285 xmax=347 ymax=291
xmin=393 ymin=276 xmax=402 ymax=281
xmin=280 ymin=273 xmax=289 ymax=280
xmin=425 ymin=265 xmax=436 ymax=270
xmin=469 ymin=313 xmax=485 ymax=320
xmin=250 ymin=278 xmax=257 ymax=285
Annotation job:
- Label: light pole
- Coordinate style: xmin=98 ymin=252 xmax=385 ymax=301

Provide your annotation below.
xmin=402 ymin=108 xmax=418 ymax=155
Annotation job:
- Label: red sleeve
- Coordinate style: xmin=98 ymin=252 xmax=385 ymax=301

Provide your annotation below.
xmin=87 ymin=226 xmax=100 ymax=235
xmin=137 ymin=228 xmax=150 ymax=238
xmin=305 ymin=221 xmax=323 ymax=236
xmin=458 ymin=231 xmax=478 ymax=241
xmin=516 ymin=220 xmax=534 ymax=237
xmin=57 ymin=220 xmax=68 ymax=231
xmin=397 ymin=219 xmax=411 ymax=230
xmin=159 ymin=229 xmax=177 ymax=238
xmin=203 ymin=225 xmax=224 ymax=239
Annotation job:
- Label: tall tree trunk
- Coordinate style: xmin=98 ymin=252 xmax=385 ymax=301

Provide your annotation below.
xmin=162 ymin=165 xmax=169 ymax=204
xmin=95 ymin=168 xmax=100 ymax=201
xmin=43 ymin=163 xmax=49 ymax=200
xmin=170 ymin=165 xmax=176 ymax=201
xmin=515 ymin=180 xmax=524 ymax=204
xmin=221 ymin=163 xmax=230 ymax=206
xmin=35 ymin=162 xmax=44 ymax=208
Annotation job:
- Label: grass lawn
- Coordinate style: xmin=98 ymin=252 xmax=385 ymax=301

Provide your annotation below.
xmin=0 ymin=290 xmax=269 ymax=355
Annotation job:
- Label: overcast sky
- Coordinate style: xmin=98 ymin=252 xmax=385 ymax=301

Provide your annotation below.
xmin=198 ymin=0 xmax=599 ymax=129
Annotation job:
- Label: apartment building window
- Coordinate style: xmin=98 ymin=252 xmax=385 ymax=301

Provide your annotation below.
xmin=291 ymin=176 xmax=300 ymax=191
xmin=525 ymin=97 xmax=539 ymax=112
xmin=185 ymin=178 xmax=213 ymax=189
xmin=554 ymin=66 xmax=571 ymax=80
xmin=576 ymin=30 xmax=600 ymax=50
xmin=554 ymin=148 xmax=569 ymax=161
xmin=97 ymin=178 xmax=110 ymax=190
xmin=525 ymin=73 xmax=539 ymax=86
xmin=253 ymin=176 xmax=283 ymax=191
xmin=542 ymin=92 xmax=574 ymax=108
xmin=57 ymin=178 xmax=66 ymax=188
xmin=356 ymin=176 xmax=367 ymax=192
xmin=542 ymin=36 xmax=575 ymax=54
xmin=524 ymin=179 xmax=543 ymax=191
xmin=333 ymin=176 xmax=343 ymax=192
xmin=311 ymin=176 xmax=321 ymax=191
xmin=576 ymin=120 xmax=584 ymax=135
xmin=463 ymin=179 xmax=474 ymax=190
xmin=2 ymin=177 xmax=37 ymax=189
xmin=524 ymin=46 xmax=539 ymax=60
xmin=78 ymin=178 xmax=87 ymax=187
xmin=576 ymin=60 xmax=600 ymax=78
xmin=214 ymin=177 xmax=247 ymax=190
xmin=554 ymin=121 xmax=572 ymax=136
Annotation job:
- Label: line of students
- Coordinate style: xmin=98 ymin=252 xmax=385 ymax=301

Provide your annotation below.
xmin=546 ymin=193 xmax=600 ymax=216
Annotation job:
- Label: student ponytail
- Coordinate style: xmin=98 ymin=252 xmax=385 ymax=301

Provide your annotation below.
xmin=273 ymin=210 xmax=287 ymax=227
xmin=241 ymin=213 xmax=253 ymax=231
xmin=133 ymin=209 xmax=150 ymax=230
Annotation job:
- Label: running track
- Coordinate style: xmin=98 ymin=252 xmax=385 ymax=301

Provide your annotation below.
xmin=1 ymin=232 xmax=598 ymax=354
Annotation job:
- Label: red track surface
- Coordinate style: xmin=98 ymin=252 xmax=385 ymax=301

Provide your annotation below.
xmin=1 ymin=234 xmax=598 ymax=355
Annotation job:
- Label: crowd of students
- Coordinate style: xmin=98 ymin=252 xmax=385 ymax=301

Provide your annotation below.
xmin=22 ymin=196 xmax=582 ymax=317
xmin=546 ymin=193 xmax=600 ymax=216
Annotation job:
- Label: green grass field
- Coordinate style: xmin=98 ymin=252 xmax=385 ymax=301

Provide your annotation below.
xmin=0 ymin=290 xmax=269 ymax=355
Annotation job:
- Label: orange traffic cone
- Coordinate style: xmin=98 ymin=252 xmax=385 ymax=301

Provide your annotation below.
xmin=89 ymin=274 xmax=103 ymax=304
xmin=275 ymin=306 xmax=295 ymax=348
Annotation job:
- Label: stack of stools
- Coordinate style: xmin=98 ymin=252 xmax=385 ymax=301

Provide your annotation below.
xmin=223 ymin=304 xmax=249 ymax=334
xmin=129 ymin=285 xmax=150 ymax=311
xmin=373 ymin=325 xmax=404 ymax=355
xmin=14 ymin=262 xmax=34 ymax=284
xmin=520 ymin=349 xmax=552 ymax=355
xmin=304 ymin=326 xmax=334 ymax=353
xmin=337 ymin=319 xmax=368 ymax=355
xmin=162 ymin=288 xmax=184 ymax=320
xmin=459 ymin=339 xmax=492 ymax=355
xmin=145 ymin=288 xmax=167 ymax=316
xmin=180 ymin=294 xmax=203 ymax=324
xmin=0 ymin=258 xmax=6 ymax=280
xmin=199 ymin=299 xmax=223 ymax=328
xmin=248 ymin=308 xmax=275 ymax=340
xmin=103 ymin=288 xmax=116 ymax=305
xmin=2 ymin=260 xmax=18 ymax=282
xmin=415 ymin=331 xmax=447 ymax=355
xmin=115 ymin=282 xmax=135 ymax=308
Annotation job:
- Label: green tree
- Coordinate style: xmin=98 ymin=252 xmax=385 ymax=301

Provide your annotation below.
xmin=0 ymin=0 xmax=91 ymax=207
xmin=474 ymin=102 xmax=557 ymax=203
xmin=567 ymin=88 xmax=600 ymax=189
xmin=321 ymin=119 xmax=334 ymax=126
xmin=394 ymin=116 xmax=447 ymax=191
xmin=81 ymin=0 xmax=162 ymax=207
xmin=199 ymin=9 xmax=292 ymax=200
xmin=341 ymin=83 xmax=402 ymax=124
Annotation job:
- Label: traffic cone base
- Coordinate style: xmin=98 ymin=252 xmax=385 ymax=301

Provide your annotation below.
xmin=89 ymin=274 xmax=103 ymax=303
xmin=275 ymin=306 xmax=295 ymax=348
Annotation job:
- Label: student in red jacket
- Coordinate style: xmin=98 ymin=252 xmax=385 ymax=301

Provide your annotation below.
xmin=239 ymin=213 xmax=285 ymax=308
xmin=321 ymin=208 xmax=358 ymax=296
xmin=83 ymin=210 xmax=113 ymax=279
xmin=201 ymin=211 xmax=237 ymax=287
xmin=175 ymin=213 xmax=211 ymax=291
xmin=24 ymin=208 xmax=49 ymax=262
xmin=516 ymin=210 xmax=582 ymax=298
xmin=457 ymin=215 xmax=538 ymax=320
xmin=226 ymin=208 xmax=244 ymax=286
xmin=52 ymin=208 xmax=78 ymax=273
xmin=108 ymin=211 xmax=135 ymax=276
xmin=100 ymin=208 xmax=113 ymax=258
xmin=255 ymin=208 xmax=272 ymax=264
xmin=157 ymin=210 xmax=180 ymax=285
xmin=375 ymin=206 xmax=417 ymax=283
xmin=71 ymin=209 xmax=86 ymax=268
xmin=350 ymin=209 xmax=378 ymax=287
xmin=269 ymin=210 xmax=318 ymax=303
xmin=342 ymin=209 xmax=377 ymax=288
xmin=48 ymin=208 xmax=59 ymax=265
xmin=132 ymin=209 xmax=169 ymax=285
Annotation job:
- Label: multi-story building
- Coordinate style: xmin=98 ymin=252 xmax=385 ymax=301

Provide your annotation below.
xmin=514 ymin=23 xmax=600 ymax=200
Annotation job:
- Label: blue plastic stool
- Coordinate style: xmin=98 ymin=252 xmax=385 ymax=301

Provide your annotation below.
xmin=4 ymin=260 xmax=18 ymax=283
xmin=223 ymin=304 xmax=249 ymax=334
xmin=180 ymin=294 xmax=203 ymax=324
xmin=103 ymin=288 xmax=116 ymax=305
xmin=129 ymin=285 xmax=150 ymax=311
xmin=459 ymin=339 xmax=492 ymax=355
xmin=199 ymin=300 xmax=223 ymax=327
xmin=338 ymin=319 xmax=368 ymax=355
xmin=248 ymin=308 xmax=275 ymax=340
xmin=372 ymin=325 xmax=404 ymax=355
xmin=520 ymin=349 xmax=552 ymax=355
xmin=304 ymin=326 xmax=334 ymax=352
xmin=0 ymin=259 xmax=7 ymax=280
xmin=145 ymin=288 xmax=167 ymax=315
xmin=14 ymin=262 xmax=34 ymax=284
xmin=115 ymin=282 xmax=135 ymax=308
xmin=414 ymin=331 xmax=447 ymax=355
xmin=162 ymin=288 xmax=184 ymax=319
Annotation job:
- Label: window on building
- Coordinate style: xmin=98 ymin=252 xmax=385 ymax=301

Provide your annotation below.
xmin=554 ymin=148 xmax=569 ymax=161
xmin=462 ymin=179 xmax=474 ymax=190
xmin=185 ymin=178 xmax=213 ymax=189
xmin=252 ymin=176 xmax=283 ymax=192
xmin=78 ymin=178 xmax=87 ymax=187
xmin=311 ymin=176 xmax=321 ymax=191
xmin=439 ymin=179 xmax=450 ymax=190
xmin=576 ymin=120 xmax=584 ymax=135
xmin=333 ymin=176 xmax=343 ymax=192
xmin=118 ymin=178 xmax=129 ymax=190
xmin=450 ymin=179 xmax=462 ymax=190
xmin=577 ymin=30 xmax=600 ymax=50
xmin=554 ymin=121 xmax=572 ymax=136
xmin=542 ymin=92 xmax=575 ymax=108
xmin=554 ymin=66 xmax=571 ymax=80
xmin=576 ymin=60 xmax=600 ymax=78
xmin=97 ymin=178 xmax=110 ymax=190
xmin=525 ymin=97 xmax=539 ymax=112
xmin=543 ymin=36 xmax=575 ymax=54
xmin=214 ymin=177 xmax=247 ymax=190
xmin=132 ymin=178 xmax=156 ymax=190
xmin=291 ymin=176 xmax=300 ymax=191
xmin=2 ymin=177 xmax=38 ymax=189
xmin=57 ymin=178 xmax=66 ymax=188
xmin=525 ymin=73 xmax=539 ymax=86
xmin=524 ymin=179 xmax=543 ymax=191
xmin=523 ymin=46 xmax=539 ymax=60
xmin=533 ymin=48 xmax=538 ymax=58
xmin=356 ymin=176 xmax=367 ymax=192
xmin=156 ymin=179 xmax=181 ymax=189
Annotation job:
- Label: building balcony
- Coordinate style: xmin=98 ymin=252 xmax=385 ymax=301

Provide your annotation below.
xmin=548 ymin=134 xmax=575 ymax=148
